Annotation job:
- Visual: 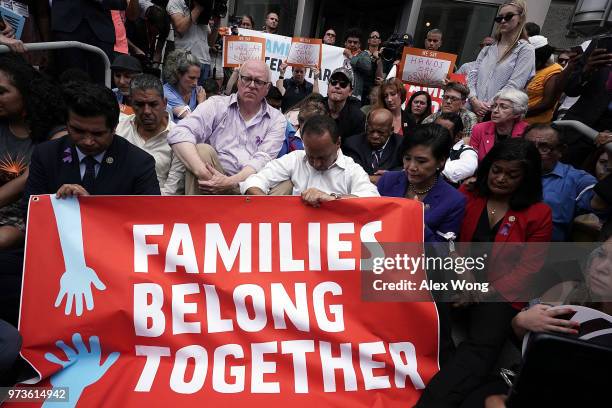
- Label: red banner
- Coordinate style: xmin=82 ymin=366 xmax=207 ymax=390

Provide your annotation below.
xmin=17 ymin=196 xmax=439 ymax=407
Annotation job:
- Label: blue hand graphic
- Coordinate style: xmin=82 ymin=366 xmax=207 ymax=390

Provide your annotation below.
xmin=51 ymin=196 xmax=106 ymax=316
xmin=42 ymin=333 xmax=120 ymax=408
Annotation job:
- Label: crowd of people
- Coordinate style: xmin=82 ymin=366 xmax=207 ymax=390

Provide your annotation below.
xmin=0 ymin=0 xmax=611 ymax=406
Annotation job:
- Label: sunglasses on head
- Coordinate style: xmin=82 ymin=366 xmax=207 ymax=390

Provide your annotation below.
xmin=494 ymin=13 xmax=519 ymax=23
xmin=330 ymin=78 xmax=349 ymax=88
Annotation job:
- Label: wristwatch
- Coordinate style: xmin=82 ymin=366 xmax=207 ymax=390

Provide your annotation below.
xmin=330 ymin=192 xmax=341 ymax=199
xmin=278 ymin=75 xmax=284 ymax=79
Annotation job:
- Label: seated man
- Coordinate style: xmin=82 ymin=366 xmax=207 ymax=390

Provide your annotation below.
xmin=25 ymin=82 xmax=160 ymax=199
xmin=323 ymin=68 xmax=365 ymax=145
xmin=342 ymin=108 xmax=402 ymax=184
xmin=525 ymin=123 xmax=606 ymax=241
xmin=111 ymin=54 xmax=143 ymax=115
xmin=422 ymin=82 xmax=478 ymax=140
xmin=116 ymin=74 xmax=185 ymax=195
xmin=240 ymin=115 xmax=379 ymax=206
xmin=168 ymin=60 xmax=286 ymax=195
xmin=435 ymin=112 xmax=478 ymax=186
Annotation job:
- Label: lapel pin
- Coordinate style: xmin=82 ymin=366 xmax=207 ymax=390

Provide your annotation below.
xmin=508 ymin=216 xmax=516 ymax=222
xmin=424 ymin=204 xmax=430 ymax=210
xmin=105 ymin=157 xmax=114 ymax=164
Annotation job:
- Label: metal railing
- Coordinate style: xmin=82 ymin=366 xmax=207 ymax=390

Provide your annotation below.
xmin=0 ymin=41 xmax=111 ymax=88
xmin=553 ymin=120 xmax=612 ymax=153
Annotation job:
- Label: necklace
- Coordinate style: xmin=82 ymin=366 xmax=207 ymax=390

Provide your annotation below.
xmin=409 ymin=175 xmax=437 ymax=196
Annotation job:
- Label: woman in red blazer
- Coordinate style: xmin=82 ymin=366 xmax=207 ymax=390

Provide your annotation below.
xmin=417 ymin=138 xmax=552 ymax=408
xmin=469 ymin=88 xmax=530 ymax=162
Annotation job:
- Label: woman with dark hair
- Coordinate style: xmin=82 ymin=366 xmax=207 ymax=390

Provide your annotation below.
xmin=416 ymin=138 xmax=553 ymax=407
xmin=377 ymin=124 xmax=466 ymax=242
xmin=239 ymin=15 xmax=255 ymax=29
xmin=0 ymin=54 xmax=66 ymax=249
xmin=525 ymin=35 xmax=563 ymax=124
xmin=407 ymin=91 xmax=432 ymax=124
xmin=375 ymin=78 xmax=416 ymax=136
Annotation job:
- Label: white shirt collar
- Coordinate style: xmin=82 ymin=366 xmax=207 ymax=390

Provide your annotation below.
xmin=75 ymin=147 xmax=105 ymax=163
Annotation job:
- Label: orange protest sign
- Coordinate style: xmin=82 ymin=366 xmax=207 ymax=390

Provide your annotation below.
xmin=397 ymin=47 xmax=457 ymax=87
xmin=286 ymin=37 xmax=323 ymax=68
xmin=223 ymin=35 xmax=267 ymax=68
xmin=16 ymin=195 xmax=440 ymax=407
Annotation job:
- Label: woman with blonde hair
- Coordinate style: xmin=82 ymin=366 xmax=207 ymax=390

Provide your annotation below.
xmin=467 ymin=0 xmax=535 ymax=118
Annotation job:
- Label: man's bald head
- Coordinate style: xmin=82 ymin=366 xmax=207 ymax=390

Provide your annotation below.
xmin=366 ymin=108 xmax=394 ymax=149
xmin=239 ymin=60 xmax=271 ymax=82
xmin=368 ymin=108 xmax=393 ymax=126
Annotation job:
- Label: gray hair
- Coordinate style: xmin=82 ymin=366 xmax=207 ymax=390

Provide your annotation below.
xmin=427 ymin=28 xmax=443 ymax=37
xmin=129 ymin=73 xmax=164 ymax=98
xmin=493 ymin=88 xmax=529 ymax=118
xmin=163 ymin=49 xmax=200 ymax=87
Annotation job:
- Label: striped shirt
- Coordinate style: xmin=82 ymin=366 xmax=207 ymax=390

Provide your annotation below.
xmin=467 ymin=40 xmax=535 ymax=103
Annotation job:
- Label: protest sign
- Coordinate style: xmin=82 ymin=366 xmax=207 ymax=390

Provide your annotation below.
xmin=223 ymin=35 xmax=267 ymax=68
xmin=234 ymin=29 xmax=345 ymax=96
xmin=15 ymin=196 xmax=440 ymax=407
xmin=286 ymin=37 xmax=323 ymax=68
xmin=397 ymin=48 xmax=457 ymax=87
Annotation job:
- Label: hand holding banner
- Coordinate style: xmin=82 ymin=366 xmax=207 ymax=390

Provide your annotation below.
xmin=286 ymin=37 xmax=323 ymax=68
xmin=223 ymin=35 xmax=267 ymax=68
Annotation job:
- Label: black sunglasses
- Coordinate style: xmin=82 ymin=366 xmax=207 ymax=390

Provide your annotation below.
xmin=330 ymin=79 xmax=349 ymax=88
xmin=494 ymin=13 xmax=519 ymax=23
xmin=369 ymin=35 xmax=380 ymax=39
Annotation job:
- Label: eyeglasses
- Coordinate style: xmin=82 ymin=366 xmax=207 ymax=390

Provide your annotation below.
xmin=329 ymin=79 xmax=349 ymax=88
xmin=239 ymin=75 xmax=269 ymax=88
xmin=369 ymin=35 xmax=380 ymax=39
xmin=325 ymin=32 xmax=336 ymax=37
xmin=442 ymin=95 xmax=464 ymax=103
xmin=532 ymin=142 xmax=559 ymax=154
xmin=494 ymin=13 xmax=519 ymax=23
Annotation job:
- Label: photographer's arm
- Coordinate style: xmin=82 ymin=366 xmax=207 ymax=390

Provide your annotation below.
xmin=169 ymin=4 xmax=204 ymax=35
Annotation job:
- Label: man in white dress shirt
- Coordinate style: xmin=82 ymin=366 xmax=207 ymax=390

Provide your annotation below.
xmin=240 ymin=115 xmax=379 ymax=207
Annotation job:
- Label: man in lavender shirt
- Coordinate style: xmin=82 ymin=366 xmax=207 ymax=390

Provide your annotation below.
xmin=168 ymin=60 xmax=287 ymax=194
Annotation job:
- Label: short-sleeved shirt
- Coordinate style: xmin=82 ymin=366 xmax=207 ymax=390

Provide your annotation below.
xmin=166 ymin=0 xmax=211 ymax=64
xmin=281 ymin=78 xmax=313 ymax=112
xmin=0 ymin=123 xmax=33 ymax=229
xmin=164 ymin=83 xmax=197 ymax=123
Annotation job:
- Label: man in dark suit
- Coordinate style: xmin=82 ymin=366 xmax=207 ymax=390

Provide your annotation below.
xmin=51 ymin=0 xmax=127 ymax=84
xmin=342 ymin=108 xmax=402 ymax=184
xmin=24 ymin=81 xmax=160 ymax=199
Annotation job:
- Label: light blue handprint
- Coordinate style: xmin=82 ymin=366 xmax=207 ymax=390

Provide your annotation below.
xmin=51 ymin=196 xmax=106 ymax=316
xmin=42 ymin=333 xmax=120 ymax=408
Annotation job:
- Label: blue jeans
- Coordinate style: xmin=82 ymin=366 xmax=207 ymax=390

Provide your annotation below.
xmin=198 ymin=63 xmax=211 ymax=85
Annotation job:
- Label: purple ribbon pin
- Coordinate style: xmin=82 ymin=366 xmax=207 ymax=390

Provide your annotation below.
xmin=255 ymin=136 xmax=262 ymax=146
xmin=62 ymin=148 xmax=72 ymax=163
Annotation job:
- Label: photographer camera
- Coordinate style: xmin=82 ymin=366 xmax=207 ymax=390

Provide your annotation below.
xmin=380 ymin=33 xmax=413 ymax=77
xmin=167 ymin=0 xmax=224 ymax=84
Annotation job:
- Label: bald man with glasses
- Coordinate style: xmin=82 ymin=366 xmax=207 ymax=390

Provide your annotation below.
xmin=168 ymin=60 xmax=287 ymax=195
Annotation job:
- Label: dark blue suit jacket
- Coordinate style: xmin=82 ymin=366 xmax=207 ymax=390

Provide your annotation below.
xmin=377 ymin=170 xmax=466 ymax=242
xmin=24 ymin=135 xmax=160 ymax=199
xmin=51 ymin=0 xmax=127 ymax=43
